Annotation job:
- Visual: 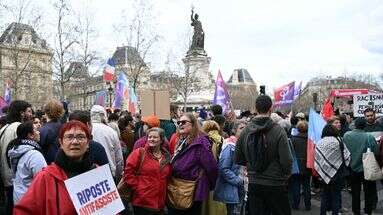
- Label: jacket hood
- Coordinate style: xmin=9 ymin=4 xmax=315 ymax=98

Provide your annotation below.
xmin=8 ymin=139 xmax=41 ymax=161
xmin=248 ymin=117 xmax=275 ymax=135
xmin=8 ymin=145 xmax=35 ymax=160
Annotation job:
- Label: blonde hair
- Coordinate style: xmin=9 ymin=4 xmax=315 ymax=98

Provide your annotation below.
xmin=44 ymin=100 xmax=64 ymax=120
xmin=202 ymin=120 xmax=220 ymax=133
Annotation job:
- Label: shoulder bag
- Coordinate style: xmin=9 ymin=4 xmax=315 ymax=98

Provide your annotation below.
xmin=117 ymin=148 xmax=145 ymax=202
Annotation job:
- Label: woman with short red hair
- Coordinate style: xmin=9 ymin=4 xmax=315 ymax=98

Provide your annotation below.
xmin=14 ymin=120 xmax=97 ymax=215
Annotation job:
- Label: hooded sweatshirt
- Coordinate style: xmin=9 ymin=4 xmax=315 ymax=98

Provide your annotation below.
xmin=235 ymin=117 xmax=292 ymax=186
xmin=8 ymin=140 xmax=47 ymax=203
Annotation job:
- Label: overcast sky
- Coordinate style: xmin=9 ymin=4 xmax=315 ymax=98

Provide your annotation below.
xmin=3 ymin=0 xmax=383 ymax=92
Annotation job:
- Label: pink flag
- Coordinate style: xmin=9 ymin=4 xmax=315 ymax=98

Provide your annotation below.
xmin=0 ymin=96 xmax=7 ymax=115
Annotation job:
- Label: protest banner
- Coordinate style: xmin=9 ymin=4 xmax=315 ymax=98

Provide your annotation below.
xmin=64 ymin=164 xmax=124 ymax=215
xmin=353 ymin=93 xmax=383 ymax=117
xmin=141 ymin=90 xmax=170 ymax=119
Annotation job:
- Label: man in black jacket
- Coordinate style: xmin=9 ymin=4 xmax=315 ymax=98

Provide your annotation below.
xmin=235 ymin=95 xmax=292 ymax=215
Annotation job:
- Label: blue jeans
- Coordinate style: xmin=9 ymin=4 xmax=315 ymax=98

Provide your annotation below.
xmin=320 ymin=177 xmax=343 ymax=215
xmin=289 ymin=174 xmax=311 ymax=209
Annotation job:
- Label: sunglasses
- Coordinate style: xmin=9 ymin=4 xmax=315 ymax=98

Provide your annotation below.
xmin=177 ymin=120 xmax=191 ymax=126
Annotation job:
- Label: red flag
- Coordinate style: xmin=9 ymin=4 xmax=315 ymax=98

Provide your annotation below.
xmin=321 ymin=97 xmax=334 ymax=121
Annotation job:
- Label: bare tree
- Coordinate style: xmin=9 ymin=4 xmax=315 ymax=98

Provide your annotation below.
xmin=51 ymin=0 xmax=79 ymax=100
xmin=0 ymin=0 xmax=47 ymax=103
xmin=160 ymin=50 xmax=202 ymax=111
xmin=114 ymin=0 xmax=160 ymax=93
xmin=71 ymin=1 xmax=100 ymax=109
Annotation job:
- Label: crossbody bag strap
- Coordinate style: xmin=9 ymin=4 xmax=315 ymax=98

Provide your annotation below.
xmin=336 ymin=137 xmax=346 ymax=164
xmin=0 ymin=124 xmax=10 ymax=141
xmin=135 ymin=148 xmax=146 ymax=176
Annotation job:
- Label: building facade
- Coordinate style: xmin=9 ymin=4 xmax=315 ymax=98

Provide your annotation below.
xmin=293 ymin=76 xmax=382 ymax=114
xmin=227 ymin=68 xmax=258 ymax=112
xmin=64 ymin=62 xmax=107 ymax=111
xmin=0 ymin=22 xmax=53 ymax=108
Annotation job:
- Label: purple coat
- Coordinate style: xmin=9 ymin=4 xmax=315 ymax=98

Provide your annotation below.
xmin=171 ymin=134 xmax=218 ymax=201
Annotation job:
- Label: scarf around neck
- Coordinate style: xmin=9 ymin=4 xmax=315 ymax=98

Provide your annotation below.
xmin=55 ymin=149 xmax=95 ymax=178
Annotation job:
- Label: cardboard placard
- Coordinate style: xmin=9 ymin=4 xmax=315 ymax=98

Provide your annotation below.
xmin=353 ymin=94 xmax=383 ymax=117
xmin=64 ymin=164 xmax=124 ymax=215
xmin=141 ymin=90 xmax=170 ymax=119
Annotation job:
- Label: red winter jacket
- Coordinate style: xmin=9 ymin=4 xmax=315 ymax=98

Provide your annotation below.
xmin=124 ymin=145 xmax=171 ymax=210
xmin=169 ymin=133 xmax=178 ymax=156
xmin=14 ymin=163 xmax=76 ymax=215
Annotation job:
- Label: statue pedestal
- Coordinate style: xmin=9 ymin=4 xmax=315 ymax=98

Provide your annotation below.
xmin=183 ymin=49 xmax=213 ymax=89
xmin=177 ymin=48 xmax=214 ymax=108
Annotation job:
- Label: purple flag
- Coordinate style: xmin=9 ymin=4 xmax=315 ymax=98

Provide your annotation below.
xmin=213 ymin=71 xmax=231 ymax=113
xmin=274 ymin=81 xmax=295 ymax=105
xmin=4 ymin=82 xmax=11 ymax=104
xmin=112 ymin=73 xmax=129 ymax=109
xmin=294 ymin=81 xmax=302 ymax=100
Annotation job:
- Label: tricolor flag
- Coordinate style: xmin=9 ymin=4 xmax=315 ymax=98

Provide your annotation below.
xmin=213 ymin=71 xmax=231 ymax=113
xmin=4 ymin=81 xmax=11 ymax=104
xmin=103 ymin=58 xmax=116 ymax=82
xmin=94 ymin=90 xmax=107 ymax=107
xmin=307 ymin=108 xmax=326 ymax=170
xmin=113 ymin=73 xmax=129 ymax=109
xmin=274 ymin=81 xmax=295 ymax=105
xmin=128 ymin=87 xmax=138 ymax=114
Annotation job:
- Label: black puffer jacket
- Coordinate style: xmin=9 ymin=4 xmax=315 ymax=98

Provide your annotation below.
xmin=290 ymin=133 xmax=310 ymax=175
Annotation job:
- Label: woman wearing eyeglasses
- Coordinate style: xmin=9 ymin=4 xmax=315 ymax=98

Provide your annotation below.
xmin=168 ymin=113 xmax=218 ymax=215
xmin=14 ymin=120 xmax=96 ymax=215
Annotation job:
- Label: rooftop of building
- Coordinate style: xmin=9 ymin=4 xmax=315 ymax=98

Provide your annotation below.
xmin=112 ymin=46 xmax=146 ymax=67
xmin=0 ymin=22 xmax=49 ymax=50
xmin=227 ymin=68 xmax=255 ymax=85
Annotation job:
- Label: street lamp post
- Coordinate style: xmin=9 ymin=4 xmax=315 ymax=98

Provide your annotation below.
xmin=313 ymin=92 xmax=318 ymax=112
xmin=108 ymin=82 xmax=113 ymax=108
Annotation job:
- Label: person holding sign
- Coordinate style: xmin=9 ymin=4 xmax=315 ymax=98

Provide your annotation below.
xmin=124 ymin=127 xmax=171 ymax=215
xmin=14 ymin=120 xmax=97 ymax=215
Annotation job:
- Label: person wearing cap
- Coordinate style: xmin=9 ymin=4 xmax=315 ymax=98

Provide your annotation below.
xmin=295 ymin=112 xmax=306 ymax=121
xmin=133 ymin=115 xmax=170 ymax=150
xmin=343 ymin=118 xmax=378 ymax=215
xmin=90 ymin=105 xmax=123 ymax=181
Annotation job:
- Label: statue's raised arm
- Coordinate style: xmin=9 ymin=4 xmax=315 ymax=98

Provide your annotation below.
xmin=189 ymin=9 xmax=204 ymax=50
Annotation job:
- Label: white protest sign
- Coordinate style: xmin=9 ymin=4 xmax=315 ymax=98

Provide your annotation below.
xmin=64 ymin=164 xmax=124 ymax=215
xmin=353 ymin=93 xmax=383 ymax=117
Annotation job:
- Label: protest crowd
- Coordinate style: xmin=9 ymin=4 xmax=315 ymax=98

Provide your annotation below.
xmin=0 ymin=94 xmax=383 ymax=215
